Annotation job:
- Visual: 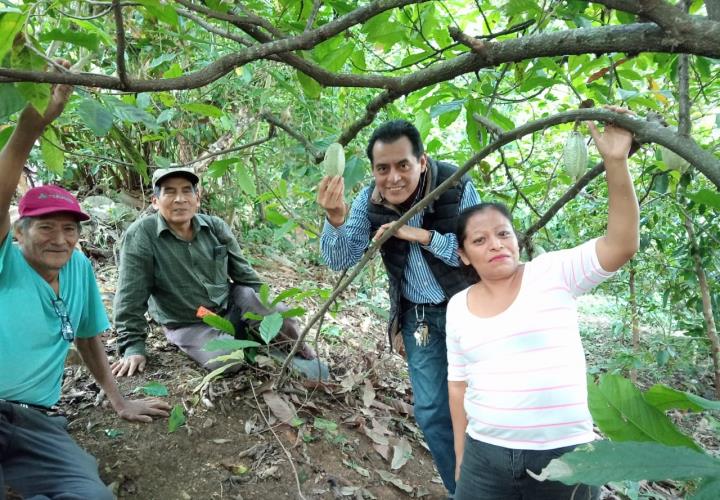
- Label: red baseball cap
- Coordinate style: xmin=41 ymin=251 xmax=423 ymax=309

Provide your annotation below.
xmin=18 ymin=185 xmax=90 ymax=221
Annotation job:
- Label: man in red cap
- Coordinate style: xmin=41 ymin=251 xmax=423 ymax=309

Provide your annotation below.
xmin=0 ymin=77 xmax=170 ymax=499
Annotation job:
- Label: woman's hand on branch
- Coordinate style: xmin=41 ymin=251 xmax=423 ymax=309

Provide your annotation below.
xmin=586 ymin=106 xmax=633 ymax=163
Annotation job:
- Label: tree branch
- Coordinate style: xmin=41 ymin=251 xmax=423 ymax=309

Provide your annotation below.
xmin=2 ymin=19 xmax=718 ymax=92
xmin=112 ymin=0 xmax=130 ymax=89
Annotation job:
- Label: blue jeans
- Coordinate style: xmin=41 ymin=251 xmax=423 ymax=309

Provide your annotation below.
xmin=0 ymin=401 xmax=112 ymax=500
xmin=401 ymin=302 xmax=456 ymax=494
xmin=456 ymin=435 xmax=599 ymax=500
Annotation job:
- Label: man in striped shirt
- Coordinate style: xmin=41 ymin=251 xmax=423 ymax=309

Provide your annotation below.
xmin=317 ymin=120 xmax=480 ymax=495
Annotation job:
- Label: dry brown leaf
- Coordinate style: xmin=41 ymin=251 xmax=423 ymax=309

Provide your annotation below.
xmin=373 ymin=443 xmax=390 ymax=461
xmin=362 ymin=379 xmax=376 ymax=407
xmin=363 ymin=426 xmax=389 ymax=446
xmin=390 ymin=437 xmax=412 ymax=470
xmin=262 ymin=391 xmax=296 ymax=423
xmin=376 ymin=470 xmax=413 ymax=493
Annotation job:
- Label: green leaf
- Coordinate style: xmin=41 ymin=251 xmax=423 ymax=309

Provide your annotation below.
xmin=76 ymin=98 xmax=113 ymax=136
xmin=0 ymin=83 xmax=26 ymax=119
xmin=235 ymin=164 xmax=256 ymax=197
xmin=0 ymin=126 xmax=14 ymax=150
xmin=202 ymin=338 xmax=261 ymax=352
xmin=644 ymin=385 xmax=720 ymax=413
xmin=280 ymin=307 xmax=305 ymax=318
xmin=259 ymin=312 xmax=283 ymax=344
xmin=207 ymin=158 xmax=238 ymax=178
xmin=134 ymin=381 xmax=169 ymax=397
xmin=162 ymin=63 xmax=183 ymax=79
xmin=587 ymin=374 xmax=700 ymax=451
xmin=313 ymin=417 xmax=338 ymax=433
xmin=135 ymin=0 xmax=179 ymax=26
xmin=104 ymin=428 xmax=124 ymax=438
xmin=110 ymin=101 xmax=157 ymax=129
xmin=271 ymin=287 xmax=303 ymax=306
xmin=242 ymin=311 xmax=264 ymax=321
xmin=259 ymin=284 xmax=270 ymax=307
xmin=297 ymin=70 xmax=321 ymax=99
xmin=687 ymin=189 xmax=720 ymax=210
xmin=40 ymin=128 xmax=64 ymax=174
xmin=168 ymin=404 xmax=186 ymax=433
xmin=534 ymin=441 xmax=720 ymax=487
xmin=39 ymin=29 xmax=99 ymax=50
xmin=181 ymin=102 xmax=223 ymax=118
xmin=0 ymin=12 xmax=25 ymax=64
xmin=201 ymin=314 xmax=235 ymax=336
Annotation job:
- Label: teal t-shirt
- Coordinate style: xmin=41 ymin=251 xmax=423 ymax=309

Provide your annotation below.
xmin=0 ymin=232 xmax=110 ymax=407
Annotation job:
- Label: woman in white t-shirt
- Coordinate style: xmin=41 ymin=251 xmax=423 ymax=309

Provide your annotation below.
xmin=448 ymin=111 xmax=639 ymax=500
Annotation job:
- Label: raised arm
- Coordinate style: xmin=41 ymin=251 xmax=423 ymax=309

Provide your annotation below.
xmin=588 ymin=108 xmax=640 ymax=272
xmin=0 ymin=67 xmax=73 ymax=242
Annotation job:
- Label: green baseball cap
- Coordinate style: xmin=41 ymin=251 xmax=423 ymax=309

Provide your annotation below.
xmin=151 ymin=167 xmax=199 ymax=188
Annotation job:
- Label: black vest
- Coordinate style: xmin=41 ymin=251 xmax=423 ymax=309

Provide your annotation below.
xmin=366 ymin=158 xmax=475 ymax=341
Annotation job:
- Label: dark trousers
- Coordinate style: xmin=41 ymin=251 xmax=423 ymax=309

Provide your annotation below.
xmin=0 ymin=401 xmax=112 ymax=500
xmin=455 ymin=435 xmax=599 ymax=500
xmin=400 ymin=302 xmax=456 ymax=494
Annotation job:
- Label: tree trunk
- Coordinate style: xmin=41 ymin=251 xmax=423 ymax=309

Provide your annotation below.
xmin=683 ymin=215 xmax=720 ymax=398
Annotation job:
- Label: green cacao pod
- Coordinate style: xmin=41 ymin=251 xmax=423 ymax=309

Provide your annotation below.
xmin=323 ymin=143 xmax=345 ymax=176
xmin=660 ymin=146 xmax=690 ymax=173
xmin=562 ymin=131 xmax=588 ymax=180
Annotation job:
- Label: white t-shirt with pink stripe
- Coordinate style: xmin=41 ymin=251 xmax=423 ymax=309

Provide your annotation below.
xmin=446 ymin=238 xmax=614 ymax=450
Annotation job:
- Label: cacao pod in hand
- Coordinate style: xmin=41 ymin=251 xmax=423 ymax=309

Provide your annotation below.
xmin=323 ymin=143 xmax=345 ymax=176
xmin=562 ymin=131 xmax=588 ymax=180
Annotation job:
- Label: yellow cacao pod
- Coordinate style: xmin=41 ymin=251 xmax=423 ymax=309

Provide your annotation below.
xmin=660 ymin=146 xmax=690 ymax=173
xmin=562 ymin=131 xmax=588 ymax=180
xmin=323 ymin=143 xmax=345 ymax=176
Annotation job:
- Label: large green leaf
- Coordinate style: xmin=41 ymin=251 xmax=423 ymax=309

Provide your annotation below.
xmin=643 ymin=384 xmax=720 ymax=412
xmin=11 ymin=48 xmax=50 ymax=114
xmin=38 ymin=29 xmax=99 ymax=50
xmin=687 ymin=189 xmax=720 ymax=210
xmin=0 ymin=12 xmax=25 ymax=64
xmin=202 ymin=338 xmax=261 ymax=352
xmin=76 ymin=98 xmax=113 ymax=136
xmin=181 ymin=102 xmax=223 ymax=118
xmin=587 ymin=374 xmax=700 ymax=450
xmin=133 ymin=381 xmax=169 ymax=397
xmin=534 ymin=441 xmax=720 ymax=490
xmin=40 ymin=128 xmax=64 ymax=174
xmin=135 ymin=0 xmax=179 ymax=26
xmin=259 ymin=312 xmax=283 ymax=344
xmin=235 ymin=164 xmax=257 ymax=197
xmin=0 ymin=83 xmax=26 ymax=119
xmin=201 ymin=314 xmax=235 ymax=336
xmin=297 ymin=70 xmax=322 ymax=99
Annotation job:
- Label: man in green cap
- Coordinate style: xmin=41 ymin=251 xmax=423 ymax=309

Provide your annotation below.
xmin=112 ymin=167 xmax=318 ymax=378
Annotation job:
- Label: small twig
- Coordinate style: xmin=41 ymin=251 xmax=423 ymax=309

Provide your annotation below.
xmin=255 ymin=176 xmax=320 ymax=237
xmin=260 ymin=111 xmax=321 ymax=159
xmin=170 ymin=128 xmax=276 ymax=169
xmin=305 ymin=0 xmax=323 ymax=31
xmin=249 ymin=382 xmax=306 ymax=500
xmin=113 ymin=0 xmax=130 ymax=89
xmin=56 ymin=5 xmax=115 ymax=20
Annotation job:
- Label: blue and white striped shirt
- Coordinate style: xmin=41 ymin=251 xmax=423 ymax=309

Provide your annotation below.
xmin=320 ymin=182 xmax=481 ymax=304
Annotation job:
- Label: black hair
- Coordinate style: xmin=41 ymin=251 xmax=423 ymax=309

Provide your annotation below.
xmin=454 ymin=202 xmax=516 ymax=283
xmin=455 ymin=202 xmax=515 ymax=250
xmin=366 ymin=119 xmax=424 ymax=164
